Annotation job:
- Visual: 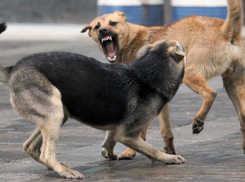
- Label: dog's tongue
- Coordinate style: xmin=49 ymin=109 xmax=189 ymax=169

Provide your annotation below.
xmin=106 ymin=41 xmax=115 ymax=58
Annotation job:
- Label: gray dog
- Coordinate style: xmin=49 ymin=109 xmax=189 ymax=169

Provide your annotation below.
xmin=0 ymin=23 xmax=185 ymax=179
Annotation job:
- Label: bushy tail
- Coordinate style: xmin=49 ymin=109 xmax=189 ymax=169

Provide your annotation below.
xmin=0 ymin=22 xmax=12 ymax=83
xmin=222 ymin=0 xmax=243 ymax=43
xmin=0 ymin=65 xmax=13 ymax=84
xmin=0 ymin=22 xmax=7 ymax=34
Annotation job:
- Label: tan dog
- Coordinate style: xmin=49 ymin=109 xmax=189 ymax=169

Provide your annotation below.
xmin=82 ymin=0 xmax=245 ymax=159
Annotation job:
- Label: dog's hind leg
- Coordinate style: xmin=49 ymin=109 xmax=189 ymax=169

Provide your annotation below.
xmin=183 ymin=72 xmax=217 ymax=134
xmin=222 ymin=65 xmax=245 ymax=153
xmin=23 ymin=109 xmax=69 ymax=168
xmin=23 ymin=127 xmax=42 ymax=162
xmin=101 ymin=130 xmax=117 ymax=160
xmin=39 ymin=114 xmax=83 ymax=178
xmin=33 ymin=89 xmax=82 ymax=179
xmin=10 ymin=71 xmax=82 ymax=178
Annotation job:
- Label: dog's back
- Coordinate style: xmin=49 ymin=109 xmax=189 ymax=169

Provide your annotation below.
xmin=11 ymin=52 xmax=131 ymax=127
xmin=159 ymin=0 xmax=243 ymax=79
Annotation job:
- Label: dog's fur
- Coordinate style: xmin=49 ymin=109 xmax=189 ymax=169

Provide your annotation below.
xmin=82 ymin=0 xmax=245 ymax=159
xmin=0 ymin=22 xmax=6 ymax=34
xmin=0 ymin=24 xmax=186 ymax=179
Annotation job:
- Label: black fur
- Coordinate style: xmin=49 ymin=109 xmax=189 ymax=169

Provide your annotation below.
xmin=0 ymin=40 xmax=187 ymax=177
xmin=0 ymin=22 xmax=6 ymax=34
xmin=8 ymin=41 xmax=184 ymax=128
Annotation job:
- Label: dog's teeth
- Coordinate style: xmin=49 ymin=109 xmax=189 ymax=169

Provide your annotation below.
xmin=107 ymin=54 xmax=117 ymax=62
xmin=102 ymin=36 xmax=113 ymax=43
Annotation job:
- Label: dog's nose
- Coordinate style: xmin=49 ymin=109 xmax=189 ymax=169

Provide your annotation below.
xmin=99 ymin=28 xmax=109 ymax=34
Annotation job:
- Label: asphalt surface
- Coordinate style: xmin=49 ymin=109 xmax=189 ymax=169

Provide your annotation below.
xmin=0 ymin=24 xmax=245 ymax=182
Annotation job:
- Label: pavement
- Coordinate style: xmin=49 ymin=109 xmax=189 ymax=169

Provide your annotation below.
xmin=0 ymin=24 xmax=245 ymax=182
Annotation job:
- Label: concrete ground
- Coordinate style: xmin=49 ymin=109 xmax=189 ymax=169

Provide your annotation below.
xmin=0 ymin=24 xmax=245 ymax=181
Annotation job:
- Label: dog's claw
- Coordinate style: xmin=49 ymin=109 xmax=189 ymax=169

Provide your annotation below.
xmin=101 ymin=148 xmax=117 ymax=160
xmin=117 ymin=148 xmax=136 ymax=160
xmin=59 ymin=169 xmax=84 ymax=179
xmin=165 ymin=155 xmax=186 ymax=164
xmin=192 ymin=119 xmax=204 ymax=134
xmin=117 ymin=154 xmax=135 ymax=160
xmin=101 ymin=149 xmax=108 ymax=158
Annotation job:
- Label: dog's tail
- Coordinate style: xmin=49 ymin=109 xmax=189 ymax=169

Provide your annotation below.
xmin=0 ymin=22 xmax=11 ymax=84
xmin=0 ymin=22 xmax=7 ymax=34
xmin=222 ymin=0 xmax=243 ymax=43
xmin=0 ymin=65 xmax=13 ymax=84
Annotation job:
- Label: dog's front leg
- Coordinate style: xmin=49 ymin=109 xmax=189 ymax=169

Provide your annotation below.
xmin=117 ymin=131 xmax=146 ymax=160
xmin=101 ymin=130 xmax=117 ymax=160
xmin=117 ymin=104 xmax=176 ymax=159
xmin=183 ymin=72 xmax=217 ymax=134
xmin=116 ymin=135 xmax=186 ymax=164
xmin=158 ymin=104 xmax=176 ymax=154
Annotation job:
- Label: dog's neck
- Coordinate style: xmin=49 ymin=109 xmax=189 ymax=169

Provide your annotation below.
xmin=131 ymin=52 xmax=184 ymax=101
xmin=118 ymin=23 xmax=168 ymax=64
xmin=117 ymin=22 xmax=146 ymax=64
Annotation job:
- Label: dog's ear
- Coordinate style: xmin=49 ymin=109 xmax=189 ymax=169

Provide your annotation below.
xmin=168 ymin=42 xmax=185 ymax=63
xmin=136 ymin=45 xmax=152 ymax=58
xmin=114 ymin=11 xmax=127 ymax=21
xmin=81 ymin=25 xmax=92 ymax=37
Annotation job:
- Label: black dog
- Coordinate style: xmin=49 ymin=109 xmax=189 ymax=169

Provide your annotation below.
xmin=0 ymin=25 xmax=185 ymax=179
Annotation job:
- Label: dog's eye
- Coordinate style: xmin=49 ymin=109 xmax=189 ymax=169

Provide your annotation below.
xmin=94 ymin=24 xmax=100 ymax=30
xmin=110 ymin=21 xmax=118 ymax=26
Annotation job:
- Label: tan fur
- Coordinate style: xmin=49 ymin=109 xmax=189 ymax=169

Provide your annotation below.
xmin=82 ymin=0 xmax=245 ymax=159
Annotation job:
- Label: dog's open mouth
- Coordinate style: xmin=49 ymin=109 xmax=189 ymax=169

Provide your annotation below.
xmin=100 ymin=35 xmax=118 ymax=62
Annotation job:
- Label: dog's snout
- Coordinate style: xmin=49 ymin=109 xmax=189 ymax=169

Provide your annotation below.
xmin=99 ymin=28 xmax=109 ymax=34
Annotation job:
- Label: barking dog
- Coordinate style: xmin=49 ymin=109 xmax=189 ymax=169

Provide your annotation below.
xmin=82 ymin=0 xmax=245 ymax=159
xmin=0 ymin=23 xmax=185 ymax=179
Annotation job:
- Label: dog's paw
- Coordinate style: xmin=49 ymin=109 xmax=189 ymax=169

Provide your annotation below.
xmin=192 ymin=119 xmax=204 ymax=134
xmin=165 ymin=155 xmax=186 ymax=164
xmin=58 ymin=169 xmax=84 ymax=179
xmin=101 ymin=147 xmax=117 ymax=160
xmin=117 ymin=148 xmax=136 ymax=160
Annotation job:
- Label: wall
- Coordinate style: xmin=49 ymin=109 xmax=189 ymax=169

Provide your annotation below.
xmin=0 ymin=0 xmax=97 ymax=24
xmin=0 ymin=0 xmax=244 ymax=25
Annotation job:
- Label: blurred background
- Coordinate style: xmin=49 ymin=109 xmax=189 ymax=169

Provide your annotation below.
xmin=0 ymin=2 xmax=244 ymax=181
xmin=0 ymin=0 xmax=244 ymax=26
